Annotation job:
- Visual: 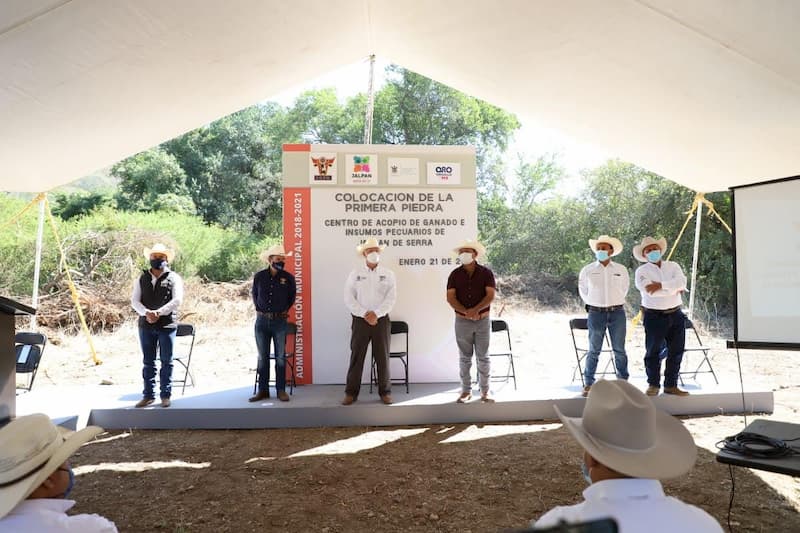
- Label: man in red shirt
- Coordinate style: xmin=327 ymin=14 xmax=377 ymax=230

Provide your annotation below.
xmin=446 ymin=239 xmax=496 ymax=403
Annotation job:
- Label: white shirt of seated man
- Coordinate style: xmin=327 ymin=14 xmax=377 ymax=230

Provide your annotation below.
xmin=532 ymin=380 xmax=723 ymax=533
xmin=0 ymin=414 xmax=118 ymax=533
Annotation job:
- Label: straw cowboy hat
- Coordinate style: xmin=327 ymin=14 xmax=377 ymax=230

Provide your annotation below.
xmin=554 ymin=380 xmax=696 ymax=479
xmin=632 ymin=236 xmax=668 ymax=262
xmin=356 ymin=237 xmax=386 ymax=255
xmin=259 ymin=244 xmax=293 ymax=263
xmin=452 ymin=238 xmax=486 ymax=258
xmin=143 ymin=243 xmax=174 ymax=262
xmin=0 ymin=414 xmax=103 ymax=519
xmin=588 ymin=235 xmax=623 ymax=257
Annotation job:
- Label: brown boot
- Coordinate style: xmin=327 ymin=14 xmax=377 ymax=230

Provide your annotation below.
xmin=456 ymin=392 xmax=472 ymax=403
xmin=160 ymin=398 xmax=171 ymax=408
xmin=277 ymin=391 xmax=290 ymax=402
xmin=663 ymin=386 xmax=690 ymax=396
xmin=381 ymin=394 xmax=393 ymax=405
xmin=582 ymin=385 xmax=592 ymax=397
xmin=248 ymin=390 xmax=268 ymax=402
xmin=341 ymin=395 xmax=356 ymax=406
xmin=645 ymin=386 xmax=660 ymax=396
xmin=135 ymin=397 xmax=154 ymax=408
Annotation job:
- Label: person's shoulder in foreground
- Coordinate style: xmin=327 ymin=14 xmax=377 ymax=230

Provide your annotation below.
xmin=0 ymin=414 xmax=118 ymax=532
xmin=530 ymin=380 xmax=723 ymax=532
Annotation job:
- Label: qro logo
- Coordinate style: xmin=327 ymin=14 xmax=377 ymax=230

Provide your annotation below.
xmin=435 ymin=166 xmax=453 ymax=174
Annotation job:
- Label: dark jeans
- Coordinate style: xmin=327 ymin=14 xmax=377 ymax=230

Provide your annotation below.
xmin=584 ymin=308 xmax=629 ymax=386
xmin=643 ymin=310 xmax=686 ymax=388
xmin=255 ymin=315 xmax=288 ymax=392
xmin=345 ymin=315 xmax=391 ymax=397
xmin=139 ymin=326 xmax=176 ymax=399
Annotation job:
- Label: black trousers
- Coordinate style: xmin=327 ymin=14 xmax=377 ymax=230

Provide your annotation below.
xmin=345 ymin=315 xmax=391 ymax=397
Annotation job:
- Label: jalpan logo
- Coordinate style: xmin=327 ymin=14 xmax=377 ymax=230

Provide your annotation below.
xmin=309 ymin=153 xmax=337 ymax=184
xmin=346 ymin=153 xmax=378 ymax=185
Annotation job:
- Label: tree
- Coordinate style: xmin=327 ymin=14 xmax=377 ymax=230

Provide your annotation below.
xmin=112 ymin=148 xmax=194 ymax=214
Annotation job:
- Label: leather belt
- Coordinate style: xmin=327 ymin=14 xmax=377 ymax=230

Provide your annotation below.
xmin=455 ymin=311 xmax=490 ymax=320
xmin=257 ymin=311 xmax=287 ymax=319
xmin=642 ymin=306 xmax=681 ymax=315
xmin=586 ymin=305 xmax=623 ymax=313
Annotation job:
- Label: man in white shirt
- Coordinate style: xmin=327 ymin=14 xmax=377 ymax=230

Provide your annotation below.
xmin=577 ymin=235 xmax=630 ymax=397
xmin=632 ymin=236 xmax=689 ymax=396
xmin=342 ymin=237 xmax=397 ymax=406
xmin=531 ymin=380 xmax=722 ymax=532
xmin=0 ymin=414 xmax=118 ymax=532
xmin=130 ymin=243 xmax=184 ymax=408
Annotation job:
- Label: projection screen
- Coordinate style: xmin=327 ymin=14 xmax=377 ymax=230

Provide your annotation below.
xmin=732 ymin=175 xmax=800 ymax=349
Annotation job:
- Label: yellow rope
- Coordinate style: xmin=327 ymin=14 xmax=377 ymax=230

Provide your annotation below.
xmin=0 ymin=193 xmax=46 ymax=230
xmin=44 ymin=197 xmax=102 ymax=365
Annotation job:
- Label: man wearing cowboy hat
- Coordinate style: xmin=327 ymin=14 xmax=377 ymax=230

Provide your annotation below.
xmin=0 ymin=414 xmax=117 ymax=531
xmin=532 ymin=380 xmax=722 ymax=532
xmin=577 ymin=235 xmax=630 ymax=397
xmin=342 ymin=237 xmax=396 ymax=405
xmin=131 ymin=242 xmax=184 ymax=408
xmin=249 ymin=243 xmax=296 ymax=402
xmin=633 ymin=236 xmax=689 ymax=396
xmin=446 ymin=239 xmax=496 ymax=403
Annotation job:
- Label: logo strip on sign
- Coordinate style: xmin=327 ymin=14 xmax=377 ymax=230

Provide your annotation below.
xmin=283 ymin=188 xmax=313 ymax=384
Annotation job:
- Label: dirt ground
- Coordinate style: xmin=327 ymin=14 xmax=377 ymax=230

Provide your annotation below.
xmin=20 ymin=287 xmax=800 ymax=532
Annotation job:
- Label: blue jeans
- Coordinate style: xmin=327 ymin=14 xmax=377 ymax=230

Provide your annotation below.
xmin=643 ymin=310 xmax=686 ymax=388
xmin=584 ymin=308 xmax=629 ymax=386
xmin=139 ymin=326 xmax=176 ymax=399
xmin=255 ymin=316 xmax=288 ymax=392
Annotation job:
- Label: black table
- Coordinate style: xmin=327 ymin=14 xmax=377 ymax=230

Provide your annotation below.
xmin=716 ymin=418 xmax=800 ymax=477
xmin=1 ymin=296 xmax=37 ymax=420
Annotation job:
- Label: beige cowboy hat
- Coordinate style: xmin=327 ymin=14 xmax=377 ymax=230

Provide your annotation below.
xmin=356 ymin=237 xmax=386 ymax=255
xmin=0 ymin=414 xmax=103 ymax=519
xmin=588 ymin=235 xmax=623 ymax=257
xmin=632 ymin=236 xmax=668 ymax=262
xmin=554 ymin=380 xmax=696 ymax=479
xmin=452 ymin=238 xmax=486 ymax=258
xmin=143 ymin=243 xmax=174 ymax=262
xmin=259 ymin=244 xmax=293 ymax=263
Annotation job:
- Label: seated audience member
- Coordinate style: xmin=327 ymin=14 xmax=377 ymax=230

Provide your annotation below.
xmin=0 ymin=414 xmax=117 ymax=532
xmin=532 ymin=380 xmax=722 ymax=532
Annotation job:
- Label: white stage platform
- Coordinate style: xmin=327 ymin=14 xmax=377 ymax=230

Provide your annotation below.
xmin=16 ymin=378 xmax=773 ymax=431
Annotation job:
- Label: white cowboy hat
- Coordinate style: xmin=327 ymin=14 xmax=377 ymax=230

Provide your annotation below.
xmin=632 ymin=236 xmax=668 ymax=262
xmin=143 ymin=243 xmax=174 ymax=262
xmin=259 ymin=244 xmax=293 ymax=263
xmin=0 ymin=414 xmax=103 ymax=519
xmin=588 ymin=235 xmax=623 ymax=257
xmin=452 ymin=238 xmax=486 ymax=258
xmin=356 ymin=237 xmax=386 ymax=255
xmin=554 ymin=380 xmax=696 ymax=479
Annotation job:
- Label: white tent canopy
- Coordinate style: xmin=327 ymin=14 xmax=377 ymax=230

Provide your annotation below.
xmin=2 ymin=0 xmax=799 ymax=193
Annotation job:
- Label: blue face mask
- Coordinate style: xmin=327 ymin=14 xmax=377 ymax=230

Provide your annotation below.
xmin=595 ymin=250 xmax=609 ymax=262
xmin=272 ymin=261 xmax=285 ymax=271
xmin=61 ymin=466 xmax=75 ymax=499
xmin=581 ymin=462 xmax=592 ymax=485
xmin=150 ymin=258 xmax=167 ymax=270
xmin=646 ymin=250 xmax=662 ymax=263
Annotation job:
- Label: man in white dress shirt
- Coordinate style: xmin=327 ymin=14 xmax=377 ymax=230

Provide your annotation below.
xmin=342 ymin=237 xmax=397 ymax=406
xmin=531 ymin=380 xmax=722 ymax=532
xmin=633 ymin=236 xmax=689 ymax=396
xmin=0 ymin=414 xmax=118 ymax=532
xmin=577 ymin=235 xmax=630 ymax=397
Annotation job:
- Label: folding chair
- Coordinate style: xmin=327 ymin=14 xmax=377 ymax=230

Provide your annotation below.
xmin=678 ymin=318 xmax=719 ymax=385
xmin=370 ymin=320 xmax=409 ymax=393
xmin=488 ymin=319 xmax=517 ymax=389
xmin=15 ymin=332 xmax=47 ymax=392
xmin=569 ymin=318 xmax=617 ymax=387
xmin=253 ymin=323 xmax=297 ymax=395
xmin=173 ymin=323 xmax=196 ymax=395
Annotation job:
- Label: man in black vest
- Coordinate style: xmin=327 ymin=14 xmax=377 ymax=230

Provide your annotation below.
xmin=130 ymin=243 xmax=184 ymax=408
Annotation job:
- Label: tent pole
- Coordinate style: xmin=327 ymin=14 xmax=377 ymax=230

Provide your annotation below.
xmin=30 ymin=195 xmax=46 ymax=329
xmin=688 ymin=199 xmax=703 ymax=320
xmin=363 ymin=54 xmax=376 ymax=144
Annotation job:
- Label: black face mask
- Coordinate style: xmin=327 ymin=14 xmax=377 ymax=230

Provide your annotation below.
xmin=150 ymin=258 xmax=167 ymax=270
xmin=272 ymin=261 xmax=285 ymax=271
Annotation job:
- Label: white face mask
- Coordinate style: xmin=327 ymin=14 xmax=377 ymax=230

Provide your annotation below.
xmin=458 ymin=252 xmax=474 ymax=265
xmin=366 ymin=252 xmax=380 ymax=264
